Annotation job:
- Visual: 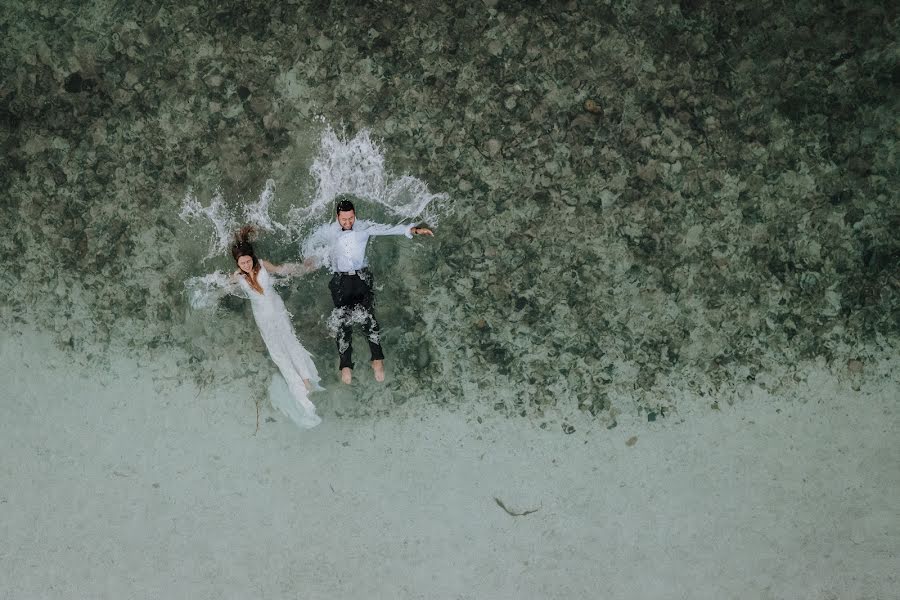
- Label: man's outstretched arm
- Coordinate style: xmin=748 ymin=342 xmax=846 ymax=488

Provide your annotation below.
xmin=358 ymin=220 xmax=434 ymax=239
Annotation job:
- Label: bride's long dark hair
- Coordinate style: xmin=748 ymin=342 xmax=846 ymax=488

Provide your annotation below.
xmin=232 ymin=225 xmax=263 ymax=294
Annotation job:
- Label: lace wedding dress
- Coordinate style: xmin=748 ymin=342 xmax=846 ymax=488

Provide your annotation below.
xmin=237 ymin=265 xmax=322 ymax=429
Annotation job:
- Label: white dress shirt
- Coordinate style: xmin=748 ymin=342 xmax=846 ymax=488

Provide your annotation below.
xmin=308 ymin=220 xmax=412 ymax=273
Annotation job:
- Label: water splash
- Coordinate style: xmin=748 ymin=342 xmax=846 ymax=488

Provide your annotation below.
xmin=184 ymin=271 xmax=244 ymax=309
xmin=178 ymin=190 xmax=236 ymax=259
xmin=243 ymin=179 xmax=288 ymax=234
xmin=185 ymin=269 xmax=303 ymax=311
xmin=326 ymin=305 xmax=382 ymax=355
xmin=287 ymin=126 xmax=449 ymax=232
xmin=180 ymin=124 xmax=449 ymax=276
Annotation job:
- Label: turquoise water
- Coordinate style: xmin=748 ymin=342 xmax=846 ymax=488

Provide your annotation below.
xmin=1 ymin=0 xmax=897 ymax=423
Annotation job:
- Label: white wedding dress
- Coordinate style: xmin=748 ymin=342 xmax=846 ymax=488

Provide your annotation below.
xmin=238 ymin=265 xmax=322 ymax=429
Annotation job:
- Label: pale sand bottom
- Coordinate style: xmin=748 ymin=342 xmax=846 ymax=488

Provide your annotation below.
xmin=1 ymin=330 xmax=897 ymax=600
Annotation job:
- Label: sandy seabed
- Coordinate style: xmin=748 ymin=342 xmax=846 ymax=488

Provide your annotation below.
xmin=1 ymin=328 xmax=896 ymax=600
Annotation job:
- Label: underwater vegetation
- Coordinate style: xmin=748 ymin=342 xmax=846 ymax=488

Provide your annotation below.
xmin=1 ymin=0 xmax=897 ymax=422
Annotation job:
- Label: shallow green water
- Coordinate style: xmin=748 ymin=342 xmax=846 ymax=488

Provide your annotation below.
xmin=1 ymin=0 xmax=897 ymax=423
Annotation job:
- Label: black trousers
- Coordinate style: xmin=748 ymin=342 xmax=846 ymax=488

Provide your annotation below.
xmin=328 ymin=269 xmax=384 ymax=370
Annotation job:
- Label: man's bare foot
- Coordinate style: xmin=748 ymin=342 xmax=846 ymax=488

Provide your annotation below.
xmin=341 ymin=367 xmax=352 ymax=384
xmin=372 ymin=359 xmax=385 ymax=382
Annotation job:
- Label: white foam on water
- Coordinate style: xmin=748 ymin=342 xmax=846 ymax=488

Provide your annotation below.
xmin=384 ymin=175 xmax=448 ymax=222
xmin=326 ymin=305 xmax=381 ymax=355
xmin=287 ymin=125 xmax=449 ymax=233
xmin=184 ymin=270 xmax=245 ymax=309
xmin=180 ymin=123 xmax=449 ymax=275
xmin=243 ymin=178 xmax=288 ymax=234
xmin=178 ymin=189 xmax=236 ymax=259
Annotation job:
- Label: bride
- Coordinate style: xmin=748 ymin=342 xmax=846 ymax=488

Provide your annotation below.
xmin=231 ymin=226 xmax=323 ymax=429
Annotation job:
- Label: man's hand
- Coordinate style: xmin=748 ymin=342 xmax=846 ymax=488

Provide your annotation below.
xmin=411 ymin=227 xmax=434 ymax=236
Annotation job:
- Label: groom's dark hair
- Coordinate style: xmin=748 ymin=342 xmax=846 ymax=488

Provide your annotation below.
xmin=335 ymin=197 xmax=355 ymax=214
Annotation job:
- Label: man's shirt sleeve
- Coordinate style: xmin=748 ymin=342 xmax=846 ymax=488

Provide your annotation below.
xmin=302 ymin=222 xmax=339 ymax=269
xmin=357 ymin=219 xmax=413 ymax=239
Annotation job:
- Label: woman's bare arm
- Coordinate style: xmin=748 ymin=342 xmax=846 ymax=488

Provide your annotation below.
xmin=261 ymin=259 xmax=314 ymax=276
xmin=260 ymin=259 xmax=284 ymax=274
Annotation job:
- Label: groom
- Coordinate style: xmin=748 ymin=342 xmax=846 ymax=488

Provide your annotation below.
xmin=307 ymin=196 xmax=433 ymax=384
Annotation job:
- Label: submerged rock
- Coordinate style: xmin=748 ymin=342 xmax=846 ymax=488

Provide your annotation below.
xmin=415 ymin=344 xmax=431 ymax=369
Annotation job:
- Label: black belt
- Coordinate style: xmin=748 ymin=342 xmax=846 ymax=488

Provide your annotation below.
xmin=336 ymin=268 xmax=368 ymax=276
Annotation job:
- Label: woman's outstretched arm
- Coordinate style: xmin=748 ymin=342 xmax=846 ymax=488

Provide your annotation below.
xmin=261 ymin=259 xmax=314 ymax=277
